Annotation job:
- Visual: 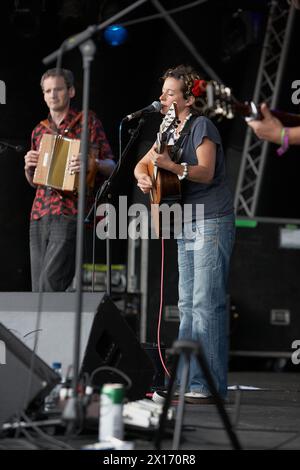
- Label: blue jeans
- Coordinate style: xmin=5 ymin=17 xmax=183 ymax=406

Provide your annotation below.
xmin=176 ymin=213 xmax=235 ymax=398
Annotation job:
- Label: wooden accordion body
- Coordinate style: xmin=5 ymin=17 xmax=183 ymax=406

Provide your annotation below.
xmin=33 ymin=134 xmax=81 ymax=192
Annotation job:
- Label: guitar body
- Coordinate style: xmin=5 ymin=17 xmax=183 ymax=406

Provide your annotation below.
xmin=148 ymin=158 xmax=181 ymax=205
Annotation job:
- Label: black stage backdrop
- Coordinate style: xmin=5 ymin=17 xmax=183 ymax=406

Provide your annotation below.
xmin=0 ymin=0 xmax=300 ymax=292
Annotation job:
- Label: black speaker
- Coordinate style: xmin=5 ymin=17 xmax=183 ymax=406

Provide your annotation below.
xmin=229 ymin=221 xmax=300 ymax=354
xmin=0 ymin=323 xmax=60 ymax=428
xmin=80 ymin=295 xmax=155 ymax=400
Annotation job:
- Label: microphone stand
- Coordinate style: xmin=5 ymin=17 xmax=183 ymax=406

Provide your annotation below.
xmin=41 ymin=0 xmax=149 ymax=432
xmin=0 ymin=141 xmax=23 ymax=153
xmin=85 ymin=118 xmax=146 ymax=296
xmin=61 ymin=39 xmax=96 ymax=429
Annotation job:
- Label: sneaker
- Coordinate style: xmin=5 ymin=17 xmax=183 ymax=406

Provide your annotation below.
xmin=184 ymin=391 xmax=214 ymax=404
xmin=151 ymin=390 xmax=180 ymax=405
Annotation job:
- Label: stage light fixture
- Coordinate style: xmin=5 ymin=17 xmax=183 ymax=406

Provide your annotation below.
xmin=103 ymin=24 xmax=128 ymax=46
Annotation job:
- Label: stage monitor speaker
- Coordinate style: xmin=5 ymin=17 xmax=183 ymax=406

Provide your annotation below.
xmin=229 ymin=221 xmax=300 ymax=355
xmin=80 ymin=295 xmax=155 ymax=401
xmin=0 ymin=322 xmax=60 ymax=428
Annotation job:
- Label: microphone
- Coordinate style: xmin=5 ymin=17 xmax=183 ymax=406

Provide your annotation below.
xmin=124 ymin=101 xmax=162 ymax=121
xmin=0 ymin=141 xmax=24 ymax=152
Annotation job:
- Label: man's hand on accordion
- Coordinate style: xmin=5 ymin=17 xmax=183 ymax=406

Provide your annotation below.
xmin=68 ymin=152 xmax=98 ymax=176
xmin=68 ymin=153 xmax=81 ymax=175
xmin=24 ymin=150 xmax=40 ymax=187
xmin=24 ymin=150 xmax=39 ymax=174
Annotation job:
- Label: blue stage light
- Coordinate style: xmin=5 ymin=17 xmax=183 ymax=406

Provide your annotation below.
xmin=103 ymin=24 xmax=128 ymax=46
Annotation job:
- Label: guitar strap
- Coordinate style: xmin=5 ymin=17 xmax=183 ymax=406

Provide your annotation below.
xmin=169 ymin=115 xmax=197 ymax=163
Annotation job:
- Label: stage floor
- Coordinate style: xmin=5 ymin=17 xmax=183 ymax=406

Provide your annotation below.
xmin=144 ymin=371 xmax=300 ymax=451
xmin=1 ymin=371 xmax=299 ymax=451
xmin=119 ymin=371 xmax=300 ymax=450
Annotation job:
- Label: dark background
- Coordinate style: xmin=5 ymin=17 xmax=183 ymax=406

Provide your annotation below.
xmin=0 ymin=0 xmax=300 ymax=353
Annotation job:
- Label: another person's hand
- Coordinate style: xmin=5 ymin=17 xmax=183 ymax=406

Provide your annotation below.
xmin=24 ymin=150 xmax=39 ymax=174
xmin=137 ymin=174 xmax=153 ymax=194
xmin=247 ymin=103 xmax=283 ymax=144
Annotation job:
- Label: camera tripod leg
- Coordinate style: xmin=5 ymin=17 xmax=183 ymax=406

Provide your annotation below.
xmin=154 ymin=352 xmax=179 ymax=450
xmin=172 ymin=352 xmax=190 ymax=450
xmin=155 ymin=340 xmax=242 ymax=450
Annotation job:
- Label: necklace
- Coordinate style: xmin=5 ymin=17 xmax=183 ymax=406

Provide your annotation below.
xmin=176 ymin=113 xmax=192 ymax=136
xmin=168 ymin=112 xmax=193 ymax=145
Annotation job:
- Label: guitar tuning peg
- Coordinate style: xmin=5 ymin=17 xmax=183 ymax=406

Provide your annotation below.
xmin=215 ymin=101 xmax=224 ymax=115
xmin=227 ymin=105 xmax=234 ymax=119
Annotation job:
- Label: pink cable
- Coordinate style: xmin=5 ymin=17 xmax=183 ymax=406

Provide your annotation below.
xmin=157 ymin=237 xmax=170 ymax=378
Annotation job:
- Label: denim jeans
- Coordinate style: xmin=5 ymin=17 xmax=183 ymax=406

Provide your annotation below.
xmin=176 ymin=213 xmax=235 ymax=398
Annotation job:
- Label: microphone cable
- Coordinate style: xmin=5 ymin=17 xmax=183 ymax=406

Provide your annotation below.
xmin=156 ymin=237 xmax=170 ymax=379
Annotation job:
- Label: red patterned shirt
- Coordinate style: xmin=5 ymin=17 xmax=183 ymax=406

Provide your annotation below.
xmin=30 ymin=108 xmax=114 ymax=220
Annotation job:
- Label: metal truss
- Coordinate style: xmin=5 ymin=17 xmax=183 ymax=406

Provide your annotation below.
xmin=234 ymin=0 xmax=296 ymax=217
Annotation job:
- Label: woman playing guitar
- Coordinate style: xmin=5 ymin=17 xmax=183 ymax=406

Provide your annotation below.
xmin=134 ymin=64 xmax=235 ymax=404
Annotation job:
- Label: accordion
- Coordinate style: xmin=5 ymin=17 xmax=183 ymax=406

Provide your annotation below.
xmin=33 ymin=134 xmax=81 ymax=192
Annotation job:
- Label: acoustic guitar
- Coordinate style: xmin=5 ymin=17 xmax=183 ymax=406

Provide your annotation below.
xmin=204 ymin=80 xmax=300 ymax=126
xmin=147 ymin=102 xmax=182 ymax=238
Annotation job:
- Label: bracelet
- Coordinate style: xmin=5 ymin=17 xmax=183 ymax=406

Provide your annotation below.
xmin=277 ymin=127 xmax=289 ymax=156
xmin=178 ymin=162 xmax=188 ymax=180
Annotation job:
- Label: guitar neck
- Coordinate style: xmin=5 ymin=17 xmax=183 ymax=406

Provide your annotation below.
xmin=269 ymin=109 xmax=300 ymax=127
xmin=234 ymin=102 xmax=300 ymax=127
xmin=156 ymin=134 xmax=166 ymax=155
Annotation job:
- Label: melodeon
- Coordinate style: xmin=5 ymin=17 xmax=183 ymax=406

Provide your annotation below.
xmin=33 ymin=133 xmax=81 ymax=192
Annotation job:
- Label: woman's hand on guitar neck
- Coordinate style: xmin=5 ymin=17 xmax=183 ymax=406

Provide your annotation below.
xmin=150 ymin=147 xmax=175 ymax=172
xmin=247 ymin=103 xmax=283 ymax=144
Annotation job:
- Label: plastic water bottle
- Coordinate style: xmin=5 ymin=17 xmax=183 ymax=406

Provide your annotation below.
xmin=44 ymin=362 xmax=63 ymax=413
xmin=99 ymin=383 xmax=124 ymax=442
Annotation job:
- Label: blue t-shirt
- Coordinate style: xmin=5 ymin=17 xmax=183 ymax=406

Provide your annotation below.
xmin=179 ymin=116 xmax=234 ymax=220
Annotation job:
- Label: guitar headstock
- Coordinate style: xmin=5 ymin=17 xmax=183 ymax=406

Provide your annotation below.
xmin=200 ymin=80 xmax=256 ymax=121
xmin=159 ymin=102 xmax=180 ymax=135
xmin=198 ymin=80 xmax=300 ymax=125
xmin=203 ymin=81 xmax=236 ymax=120
xmin=155 ymin=102 xmax=180 ymax=153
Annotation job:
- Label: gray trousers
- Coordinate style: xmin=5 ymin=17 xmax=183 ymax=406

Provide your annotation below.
xmin=30 ymin=214 xmax=77 ymax=292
